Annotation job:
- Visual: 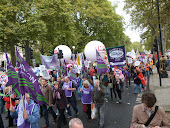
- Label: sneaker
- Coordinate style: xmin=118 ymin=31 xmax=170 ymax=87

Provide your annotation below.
xmin=105 ymin=100 xmax=108 ymax=103
xmin=76 ymin=111 xmax=79 ymax=116
xmin=67 ymin=115 xmax=72 ymax=119
xmin=43 ymin=125 xmax=49 ymax=128
xmin=116 ymin=101 xmax=119 ymax=104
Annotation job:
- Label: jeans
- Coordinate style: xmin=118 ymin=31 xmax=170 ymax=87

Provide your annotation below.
xmin=42 ymin=105 xmax=57 ymax=125
xmin=96 ymin=103 xmax=105 ymax=127
xmin=134 ymin=84 xmax=142 ymax=94
xmin=126 ymin=77 xmax=131 ymax=86
xmin=67 ymin=96 xmax=79 ymax=116
xmin=103 ymin=86 xmax=110 ymax=98
xmin=0 ymin=98 xmax=4 ymax=114
xmin=57 ymin=108 xmax=67 ymax=128
xmin=77 ymin=88 xmax=82 ymax=100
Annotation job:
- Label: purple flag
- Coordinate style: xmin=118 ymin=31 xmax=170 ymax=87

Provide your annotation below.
xmin=5 ymin=48 xmax=21 ymax=96
xmin=68 ymin=68 xmax=77 ymax=85
xmin=16 ymin=48 xmax=48 ymax=106
xmin=82 ymin=57 xmax=89 ymax=78
xmin=40 ymin=55 xmax=60 ymax=70
xmin=96 ymin=50 xmax=107 ymax=75
xmin=106 ymin=45 xmax=126 ymax=68
xmin=62 ymin=60 xmax=67 ymax=76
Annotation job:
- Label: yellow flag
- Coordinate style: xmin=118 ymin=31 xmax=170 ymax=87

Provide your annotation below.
xmin=77 ymin=53 xmax=80 ymax=65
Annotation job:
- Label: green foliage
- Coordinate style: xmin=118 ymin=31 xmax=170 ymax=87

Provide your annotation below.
xmin=132 ymin=42 xmax=144 ymax=53
xmin=124 ymin=0 xmax=170 ymax=52
xmin=1 ymin=0 xmax=133 ymax=64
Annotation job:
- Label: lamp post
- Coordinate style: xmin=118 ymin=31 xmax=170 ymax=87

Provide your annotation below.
xmin=157 ymin=0 xmax=163 ymax=55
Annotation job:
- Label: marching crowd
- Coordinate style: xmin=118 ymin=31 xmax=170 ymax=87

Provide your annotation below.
xmin=0 ymin=59 xmax=169 ymax=128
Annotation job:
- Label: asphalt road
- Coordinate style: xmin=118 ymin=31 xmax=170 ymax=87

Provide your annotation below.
xmin=2 ymin=81 xmax=138 ymax=128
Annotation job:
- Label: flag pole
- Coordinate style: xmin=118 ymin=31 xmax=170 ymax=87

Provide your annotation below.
xmin=9 ymin=86 xmax=12 ymax=107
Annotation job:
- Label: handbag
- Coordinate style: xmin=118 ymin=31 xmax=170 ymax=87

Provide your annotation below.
xmin=130 ymin=106 xmax=159 ymax=128
xmin=108 ymin=83 xmax=113 ymax=88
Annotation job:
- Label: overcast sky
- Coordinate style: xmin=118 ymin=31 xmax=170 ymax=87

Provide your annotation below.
xmin=108 ymin=0 xmax=141 ymax=42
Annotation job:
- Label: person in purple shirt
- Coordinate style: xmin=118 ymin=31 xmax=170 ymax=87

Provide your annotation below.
xmin=80 ymin=80 xmax=93 ymax=120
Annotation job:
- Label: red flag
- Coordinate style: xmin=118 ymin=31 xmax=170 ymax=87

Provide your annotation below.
xmin=113 ymin=65 xmax=117 ymax=75
xmin=137 ymin=72 xmax=146 ymax=86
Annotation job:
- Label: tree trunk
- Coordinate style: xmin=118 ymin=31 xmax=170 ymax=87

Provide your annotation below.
xmin=10 ymin=42 xmax=16 ymax=67
xmin=25 ymin=40 xmax=30 ymax=65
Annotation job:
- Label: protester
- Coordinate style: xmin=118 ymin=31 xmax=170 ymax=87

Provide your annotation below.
xmin=132 ymin=92 xmax=170 ymax=128
xmin=41 ymin=79 xmax=57 ymax=128
xmin=57 ymin=77 xmax=64 ymax=88
xmin=114 ymin=76 xmax=122 ymax=104
xmin=92 ymin=79 xmax=105 ymax=128
xmin=3 ymin=86 xmax=15 ymax=127
xmin=133 ymin=69 xmax=142 ymax=94
xmin=108 ymin=73 xmax=117 ymax=100
xmin=10 ymin=93 xmax=40 ymax=128
xmin=125 ymin=66 xmax=131 ymax=88
xmin=69 ymin=118 xmax=84 ymax=128
xmin=102 ymin=72 xmax=109 ymax=102
xmin=63 ymin=76 xmax=79 ymax=118
xmin=80 ymin=80 xmax=93 ymax=120
xmin=53 ymin=82 xmax=69 ymax=128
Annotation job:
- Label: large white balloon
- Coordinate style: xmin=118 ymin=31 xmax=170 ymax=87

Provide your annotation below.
xmin=54 ymin=45 xmax=72 ymax=63
xmin=84 ymin=40 xmax=106 ymax=62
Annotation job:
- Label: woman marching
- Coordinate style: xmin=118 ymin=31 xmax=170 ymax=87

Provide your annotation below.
xmin=114 ymin=76 xmax=122 ymax=104
xmin=80 ymin=80 xmax=93 ymax=120
xmin=53 ymin=82 xmax=69 ymax=128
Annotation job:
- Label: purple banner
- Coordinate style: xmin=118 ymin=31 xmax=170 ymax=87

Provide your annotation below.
xmin=96 ymin=50 xmax=107 ymax=75
xmin=16 ymin=49 xmax=48 ymax=106
xmin=41 ymin=55 xmax=60 ymax=70
xmin=106 ymin=46 xmax=126 ymax=68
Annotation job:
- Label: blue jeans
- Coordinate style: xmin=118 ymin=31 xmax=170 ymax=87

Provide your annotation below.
xmin=67 ymin=96 xmax=78 ymax=116
xmin=134 ymin=84 xmax=142 ymax=94
xmin=42 ymin=105 xmax=57 ymax=125
xmin=103 ymin=86 xmax=110 ymax=98
xmin=77 ymin=88 xmax=82 ymax=100
xmin=0 ymin=98 xmax=4 ymax=114
xmin=96 ymin=103 xmax=105 ymax=127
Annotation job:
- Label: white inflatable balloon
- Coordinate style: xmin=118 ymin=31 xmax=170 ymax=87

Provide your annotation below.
xmin=54 ymin=45 xmax=72 ymax=63
xmin=84 ymin=40 xmax=106 ymax=62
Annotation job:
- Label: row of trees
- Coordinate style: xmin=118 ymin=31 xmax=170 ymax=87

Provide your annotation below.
xmin=0 ymin=0 xmax=135 ymax=66
xmin=124 ymin=0 xmax=170 ymax=52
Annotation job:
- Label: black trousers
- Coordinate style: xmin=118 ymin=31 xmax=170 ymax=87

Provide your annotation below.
xmin=116 ymin=89 xmax=122 ymax=100
xmin=0 ymin=113 xmax=4 ymax=128
xmin=57 ymin=108 xmax=67 ymax=128
xmin=110 ymin=87 xmax=117 ymax=99
xmin=8 ymin=109 xmax=13 ymax=127
xmin=86 ymin=104 xmax=91 ymax=119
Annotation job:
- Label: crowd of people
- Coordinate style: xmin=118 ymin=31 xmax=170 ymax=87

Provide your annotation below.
xmin=0 ymin=58 xmax=169 ymax=128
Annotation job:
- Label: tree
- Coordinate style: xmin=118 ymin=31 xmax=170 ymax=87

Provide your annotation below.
xmin=124 ymin=0 xmax=170 ymax=53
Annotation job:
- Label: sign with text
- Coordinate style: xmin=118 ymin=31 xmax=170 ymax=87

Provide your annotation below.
xmin=106 ymin=46 xmax=126 ymax=68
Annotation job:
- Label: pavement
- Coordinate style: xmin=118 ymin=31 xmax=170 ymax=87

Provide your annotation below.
xmin=149 ymin=65 xmax=170 ymax=112
xmin=149 ymin=65 xmax=170 ymax=123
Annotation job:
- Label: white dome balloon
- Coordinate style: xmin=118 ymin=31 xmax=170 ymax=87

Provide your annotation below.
xmin=54 ymin=45 xmax=72 ymax=63
xmin=84 ymin=40 xmax=106 ymax=62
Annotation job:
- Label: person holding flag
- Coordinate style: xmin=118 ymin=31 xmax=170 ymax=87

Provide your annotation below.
xmin=41 ymin=79 xmax=57 ymax=128
xmin=10 ymin=93 xmax=40 ymax=128
xmin=133 ymin=69 xmax=142 ymax=94
xmin=63 ymin=76 xmax=79 ymax=118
